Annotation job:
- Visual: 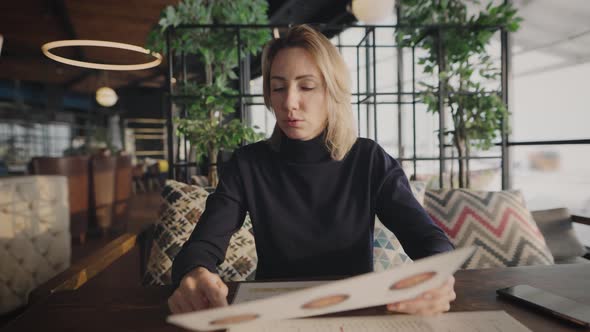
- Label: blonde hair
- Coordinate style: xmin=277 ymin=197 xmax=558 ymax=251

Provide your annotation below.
xmin=261 ymin=24 xmax=357 ymax=161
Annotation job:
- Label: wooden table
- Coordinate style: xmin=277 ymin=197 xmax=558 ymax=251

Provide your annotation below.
xmin=3 ymin=247 xmax=589 ymax=332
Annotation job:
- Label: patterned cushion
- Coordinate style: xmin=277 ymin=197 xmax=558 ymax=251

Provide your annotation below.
xmin=372 ymin=181 xmax=425 ymax=271
xmin=217 ymin=217 xmax=256 ymax=281
xmin=425 ymin=189 xmax=554 ymax=269
xmin=143 ymin=180 xmax=257 ymax=285
xmin=409 ymin=180 xmax=426 ymax=205
xmin=373 ymin=218 xmax=412 ymax=271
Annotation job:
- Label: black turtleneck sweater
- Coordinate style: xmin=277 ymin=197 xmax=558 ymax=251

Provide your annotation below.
xmin=172 ymin=134 xmax=453 ymax=285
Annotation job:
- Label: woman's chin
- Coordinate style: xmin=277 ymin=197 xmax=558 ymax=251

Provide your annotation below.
xmin=281 ymin=128 xmax=309 ymax=140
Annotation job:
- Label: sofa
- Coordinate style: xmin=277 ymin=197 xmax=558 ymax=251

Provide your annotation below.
xmin=143 ymin=180 xmax=589 ymax=285
xmin=0 ymin=176 xmax=71 ymax=314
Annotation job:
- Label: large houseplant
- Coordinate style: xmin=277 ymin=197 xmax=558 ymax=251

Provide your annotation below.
xmin=148 ymin=0 xmax=270 ymax=187
xmin=397 ymin=0 xmax=521 ymax=188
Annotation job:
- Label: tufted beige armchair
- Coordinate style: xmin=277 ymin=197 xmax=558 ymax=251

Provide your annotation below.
xmin=0 ymin=176 xmax=71 ymax=314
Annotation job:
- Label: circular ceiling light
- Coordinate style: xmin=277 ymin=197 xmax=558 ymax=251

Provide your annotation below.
xmin=96 ymin=86 xmax=118 ymax=107
xmin=41 ymin=40 xmax=162 ymax=71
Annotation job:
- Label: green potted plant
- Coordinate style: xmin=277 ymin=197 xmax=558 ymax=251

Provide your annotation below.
xmin=397 ymin=0 xmax=521 ymax=188
xmin=148 ymin=0 xmax=270 ymax=187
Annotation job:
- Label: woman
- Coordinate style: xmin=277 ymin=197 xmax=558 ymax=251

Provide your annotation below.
xmin=169 ymin=25 xmax=455 ymax=316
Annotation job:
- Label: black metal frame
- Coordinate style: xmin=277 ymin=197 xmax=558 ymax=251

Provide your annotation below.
xmin=163 ymin=23 xmax=590 ymax=189
xmin=163 ymin=23 xmax=510 ymax=187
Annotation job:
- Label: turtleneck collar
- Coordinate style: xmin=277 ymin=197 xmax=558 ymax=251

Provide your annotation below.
xmin=278 ymin=130 xmax=331 ymax=164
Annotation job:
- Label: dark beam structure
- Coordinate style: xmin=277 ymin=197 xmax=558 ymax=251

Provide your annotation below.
xmin=124 ymin=69 xmax=166 ymax=88
xmin=49 ymin=0 xmax=84 ymax=60
xmin=48 ymin=0 xmax=96 ymax=90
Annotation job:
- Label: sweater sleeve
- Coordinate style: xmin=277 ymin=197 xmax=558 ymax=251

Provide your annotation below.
xmin=373 ymin=147 xmax=454 ymax=260
xmin=171 ymin=153 xmax=247 ymax=286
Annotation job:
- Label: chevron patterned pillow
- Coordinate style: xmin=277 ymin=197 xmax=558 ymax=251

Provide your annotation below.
xmin=425 ymin=189 xmax=554 ymax=269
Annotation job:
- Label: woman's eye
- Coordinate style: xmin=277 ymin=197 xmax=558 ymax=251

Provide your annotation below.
xmin=301 ymin=86 xmax=315 ymax=91
xmin=272 ymin=87 xmax=285 ymax=92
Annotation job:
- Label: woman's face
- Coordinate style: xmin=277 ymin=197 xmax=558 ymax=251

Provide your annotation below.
xmin=270 ymin=47 xmax=328 ymax=141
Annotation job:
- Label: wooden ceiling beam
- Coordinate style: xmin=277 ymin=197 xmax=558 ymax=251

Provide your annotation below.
xmin=124 ymin=69 xmax=166 ymax=88
xmin=63 ymin=70 xmax=94 ymax=89
xmin=48 ymin=0 xmax=98 ymax=90
xmin=49 ymin=0 xmax=84 ymax=60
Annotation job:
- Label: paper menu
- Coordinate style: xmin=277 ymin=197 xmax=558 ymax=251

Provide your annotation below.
xmin=232 ymin=281 xmax=329 ymax=304
xmin=167 ymin=247 xmax=476 ymax=332
xmin=228 ymin=311 xmax=533 ymax=332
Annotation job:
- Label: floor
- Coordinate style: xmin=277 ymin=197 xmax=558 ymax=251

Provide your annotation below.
xmin=70 ymin=191 xmax=162 ymax=264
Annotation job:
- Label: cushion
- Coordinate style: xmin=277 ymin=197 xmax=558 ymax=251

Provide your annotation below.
xmin=373 ymin=218 xmax=412 ymax=271
xmin=0 ymin=176 xmax=71 ymax=314
xmin=531 ymin=208 xmax=587 ymax=262
xmin=143 ymin=180 xmax=257 ymax=286
xmin=425 ymin=189 xmax=554 ymax=269
xmin=372 ymin=181 xmax=425 ymax=271
xmin=409 ymin=180 xmax=426 ymax=205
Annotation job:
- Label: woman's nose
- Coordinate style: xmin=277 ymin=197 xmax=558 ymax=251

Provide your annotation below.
xmin=283 ymin=87 xmax=299 ymax=111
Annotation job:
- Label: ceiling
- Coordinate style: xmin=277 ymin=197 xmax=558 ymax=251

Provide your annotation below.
xmin=0 ymin=1 xmax=178 ymax=93
xmin=0 ymin=0 xmax=352 ymax=94
xmin=510 ymin=0 xmax=590 ymax=77
xmin=1 ymin=0 xmax=588 ymax=94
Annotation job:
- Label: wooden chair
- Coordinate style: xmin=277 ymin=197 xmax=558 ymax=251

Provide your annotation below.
xmin=131 ymin=164 xmax=146 ymax=194
xmin=112 ymin=155 xmax=133 ymax=233
xmin=531 ymin=209 xmax=590 ymax=264
xmin=89 ymin=155 xmax=117 ymax=236
xmin=31 ymin=156 xmax=90 ymax=243
xmin=145 ymin=163 xmax=162 ymax=191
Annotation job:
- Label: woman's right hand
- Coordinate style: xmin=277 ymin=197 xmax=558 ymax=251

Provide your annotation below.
xmin=168 ymin=267 xmax=229 ymax=314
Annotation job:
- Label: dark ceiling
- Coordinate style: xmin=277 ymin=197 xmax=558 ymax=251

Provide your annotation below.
xmin=0 ymin=0 xmax=354 ymax=94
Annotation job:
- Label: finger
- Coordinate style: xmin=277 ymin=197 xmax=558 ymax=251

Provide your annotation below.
xmin=447 ymin=275 xmax=455 ymax=287
xmin=387 ymin=276 xmax=456 ymax=314
xmin=386 ymin=299 xmax=426 ymax=314
xmin=387 ymin=292 xmax=443 ymax=314
xmin=423 ymin=278 xmax=456 ymax=306
xmin=422 ymin=277 xmax=454 ymax=299
xmin=417 ymin=300 xmax=451 ymax=316
xmin=200 ymin=274 xmax=228 ymax=307
xmin=387 ymin=300 xmax=435 ymax=315
xmin=168 ymin=297 xmax=181 ymax=314
xmin=413 ymin=294 xmax=454 ymax=316
xmin=171 ymin=292 xmax=193 ymax=313
xmin=217 ymin=279 xmax=229 ymax=301
xmin=178 ymin=292 xmax=197 ymax=313
xmin=180 ymin=276 xmax=206 ymax=310
xmin=447 ymin=288 xmax=457 ymax=302
xmin=185 ymin=289 xmax=209 ymax=311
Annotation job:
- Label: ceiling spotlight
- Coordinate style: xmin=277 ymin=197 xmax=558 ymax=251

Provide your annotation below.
xmin=0 ymin=34 xmax=3 ymax=56
xmin=349 ymin=0 xmax=395 ymax=24
xmin=96 ymin=86 xmax=118 ymax=107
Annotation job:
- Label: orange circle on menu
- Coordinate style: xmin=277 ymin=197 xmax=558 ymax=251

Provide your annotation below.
xmin=301 ymin=294 xmax=350 ymax=309
xmin=209 ymin=313 xmax=259 ymax=326
xmin=389 ymin=271 xmax=437 ymax=290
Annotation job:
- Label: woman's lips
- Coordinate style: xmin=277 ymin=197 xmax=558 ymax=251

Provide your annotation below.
xmin=287 ymin=119 xmax=302 ymax=127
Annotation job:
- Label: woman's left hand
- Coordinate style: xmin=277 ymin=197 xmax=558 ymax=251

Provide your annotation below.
xmin=386 ymin=276 xmax=456 ymax=316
